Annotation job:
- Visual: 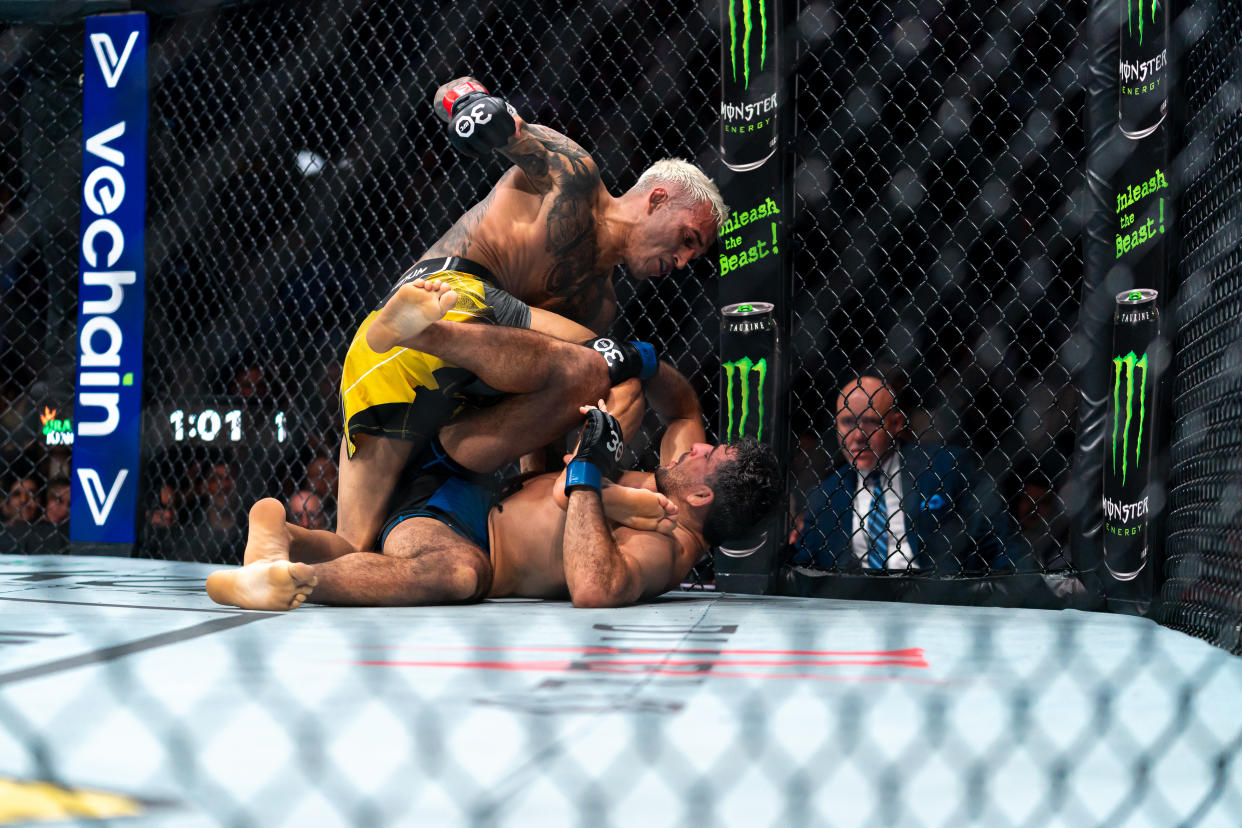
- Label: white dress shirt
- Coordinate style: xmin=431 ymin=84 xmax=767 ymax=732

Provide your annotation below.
xmin=849 ymin=451 xmax=917 ymax=570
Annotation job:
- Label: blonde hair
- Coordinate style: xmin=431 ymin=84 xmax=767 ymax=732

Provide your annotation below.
xmin=633 ymin=158 xmax=729 ymax=228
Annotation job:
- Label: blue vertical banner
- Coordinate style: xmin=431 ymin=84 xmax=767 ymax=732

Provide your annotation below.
xmin=71 ymin=13 xmax=148 ymax=545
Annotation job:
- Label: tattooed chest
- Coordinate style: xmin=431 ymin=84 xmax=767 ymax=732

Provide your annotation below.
xmin=536 ymin=266 xmax=615 ymax=330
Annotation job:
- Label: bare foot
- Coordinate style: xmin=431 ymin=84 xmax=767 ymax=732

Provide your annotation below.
xmin=206 ymin=560 xmax=318 ymax=611
xmin=366 ymin=280 xmax=458 ymax=353
xmin=243 ymin=498 xmax=292 ymax=566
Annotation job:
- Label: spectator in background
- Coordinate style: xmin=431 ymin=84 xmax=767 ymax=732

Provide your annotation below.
xmin=43 ymin=478 xmax=69 ymax=526
xmin=792 ymin=372 xmax=1015 ymax=574
xmin=181 ymin=459 xmax=244 ymax=564
xmin=23 ymin=477 xmax=69 ymax=554
xmin=1016 ymin=470 xmax=1069 ymax=569
xmin=305 ymin=454 xmax=337 ymax=504
xmin=289 ymin=490 xmax=327 ymax=530
xmin=2 ymin=477 xmax=39 ymax=527
xmin=202 ymin=461 xmax=239 ymax=532
xmin=301 ymin=453 xmax=338 ymax=528
xmin=148 ymin=482 xmax=181 ymax=529
xmin=231 ymin=363 xmax=269 ymax=400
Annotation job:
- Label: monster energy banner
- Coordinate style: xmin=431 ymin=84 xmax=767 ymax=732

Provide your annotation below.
xmin=720 ymin=0 xmax=779 ymax=172
xmin=1072 ymin=0 xmax=1170 ymax=610
xmin=715 ymin=302 xmax=782 ymax=593
xmin=1103 ymin=0 xmax=1167 ymax=610
xmin=721 ymin=303 xmax=779 ymax=445
xmin=716 ymin=0 xmax=786 ymax=311
xmin=1119 ymin=0 xmax=1167 ymax=139
xmin=715 ymin=0 xmax=789 ymax=595
xmin=1103 ymin=290 xmax=1158 ymax=601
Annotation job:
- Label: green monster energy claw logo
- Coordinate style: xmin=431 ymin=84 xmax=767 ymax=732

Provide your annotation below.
xmin=1127 ymin=0 xmax=1159 ymax=44
xmin=727 ymin=0 xmax=768 ymax=89
xmin=1112 ymin=351 xmax=1148 ymax=485
xmin=723 ymin=356 xmax=767 ymax=441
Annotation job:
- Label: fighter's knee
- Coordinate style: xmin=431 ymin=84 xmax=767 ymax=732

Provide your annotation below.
xmin=564 ymin=342 xmax=611 ymax=399
xmin=447 ymin=552 xmax=492 ymax=602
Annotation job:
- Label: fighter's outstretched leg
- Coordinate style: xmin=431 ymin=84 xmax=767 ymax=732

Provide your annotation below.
xmin=366 ymin=280 xmax=458 ymax=353
xmin=293 ymin=518 xmax=491 ymax=606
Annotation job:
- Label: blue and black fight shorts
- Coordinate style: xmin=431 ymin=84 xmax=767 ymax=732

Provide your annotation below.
xmin=378 ymin=440 xmax=497 ymax=555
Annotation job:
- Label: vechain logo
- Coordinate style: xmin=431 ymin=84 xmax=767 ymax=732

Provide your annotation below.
xmin=79 ymin=123 xmax=136 ymax=437
xmin=722 ymin=356 xmax=766 ymax=441
xmin=89 ymin=30 xmax=137 ymax=88
xmin=1111 ymin=350 xmax=1148 ymax=485
xmin=74 ymin=14 xmax=147 ymax=542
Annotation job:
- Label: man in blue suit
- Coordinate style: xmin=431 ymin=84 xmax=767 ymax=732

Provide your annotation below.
xmin=792 ymin=375 xmax=1014 ymax=574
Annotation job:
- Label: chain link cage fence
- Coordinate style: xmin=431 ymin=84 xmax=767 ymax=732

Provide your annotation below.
xmin=0 ymin=0 xmax=722 ymax=563
xmin=1155 ymin=0 xmax=1242 ymax=654
xmin=789 ymin=0 xmax=1085 ymax=578
xmin=0 ymin=0 xmax=1085 ymax=578
xmin=0 ymin=0 xmax=1241 ymax=826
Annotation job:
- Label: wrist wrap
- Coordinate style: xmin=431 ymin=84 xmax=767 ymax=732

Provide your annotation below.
xmin=565 ymin=461 xmax=603 ymax=494
xmin=586 ymin=338 xmax=660 ymax=385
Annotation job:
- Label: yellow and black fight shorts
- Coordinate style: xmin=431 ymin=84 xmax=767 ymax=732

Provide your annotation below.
xmin=340 ymin=256 xmax=531 ymax=458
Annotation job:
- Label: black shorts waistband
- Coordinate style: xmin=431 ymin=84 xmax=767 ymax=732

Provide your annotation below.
xmin=396 ymin=256 xmax=498 ymax=288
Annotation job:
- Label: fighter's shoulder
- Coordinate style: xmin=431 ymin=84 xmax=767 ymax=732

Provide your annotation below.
xmin=613 ymin=523 xmax=679 ymax=557
xmin=614 ymin=525 xmax=702 ymax=594
xmin=495 ymin=165 xmax=540 ymax=196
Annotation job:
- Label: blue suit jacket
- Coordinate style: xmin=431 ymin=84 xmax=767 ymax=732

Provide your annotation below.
xmin=792 ymin=443 xmax=1014 ymax=574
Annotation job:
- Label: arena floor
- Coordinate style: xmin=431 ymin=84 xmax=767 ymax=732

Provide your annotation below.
xmin=1 ymin=555 xmax=1240 ymax=827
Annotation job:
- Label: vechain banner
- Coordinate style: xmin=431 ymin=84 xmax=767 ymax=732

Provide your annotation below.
xmin=72 ymin=13 xmax=148 ymax=545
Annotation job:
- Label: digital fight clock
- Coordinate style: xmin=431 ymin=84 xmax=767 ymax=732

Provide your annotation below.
xmin=144 ymin=401 xmax=296 ymax=448
xmin=167 ymin=408 xmax=288 ymax=443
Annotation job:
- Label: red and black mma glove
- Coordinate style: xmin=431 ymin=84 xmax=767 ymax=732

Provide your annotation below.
xmin=435 ymin=78 xmax=518 ymax=159
xmin=565 ymin=409 xmax=625 ymax=494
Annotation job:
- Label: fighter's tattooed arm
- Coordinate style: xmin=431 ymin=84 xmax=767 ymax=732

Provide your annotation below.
xmin=500 ymin=123 xmax=597 ymax=195
xmin=500 ymin=124 xmax=615 ymax=327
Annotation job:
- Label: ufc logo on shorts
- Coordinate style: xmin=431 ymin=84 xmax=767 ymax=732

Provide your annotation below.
xmin=454 ymin=103 xmax=493 ymax=137
xmin=592 ymin=338 xmax=624 ymax=365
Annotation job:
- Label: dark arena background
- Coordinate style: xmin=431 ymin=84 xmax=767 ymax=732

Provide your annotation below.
xmin=0 ymin=0 xmax=1241 ymax=825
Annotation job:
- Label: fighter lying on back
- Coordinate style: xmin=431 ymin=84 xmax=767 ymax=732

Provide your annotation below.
xmin=207 ymin=280 xmax=781 ymax=609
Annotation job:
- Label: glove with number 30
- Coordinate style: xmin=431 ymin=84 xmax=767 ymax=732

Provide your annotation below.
xmin=565 ymin=408 xmax=625 ymax=494
xmin=433 ymin=77 xmax=518 ymax=159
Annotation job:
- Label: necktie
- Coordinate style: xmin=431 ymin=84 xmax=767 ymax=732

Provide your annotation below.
xmin=865 ymin=472 xmax=888 ymax=570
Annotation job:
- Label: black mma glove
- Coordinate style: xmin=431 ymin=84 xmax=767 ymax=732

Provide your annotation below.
xmin=434 ymin=77 xmax=518 ymax=159
xmin=565 ymin=408 xmax=625 ymax=494
xmin=584 ymin=338 xmax=660 ymax=385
